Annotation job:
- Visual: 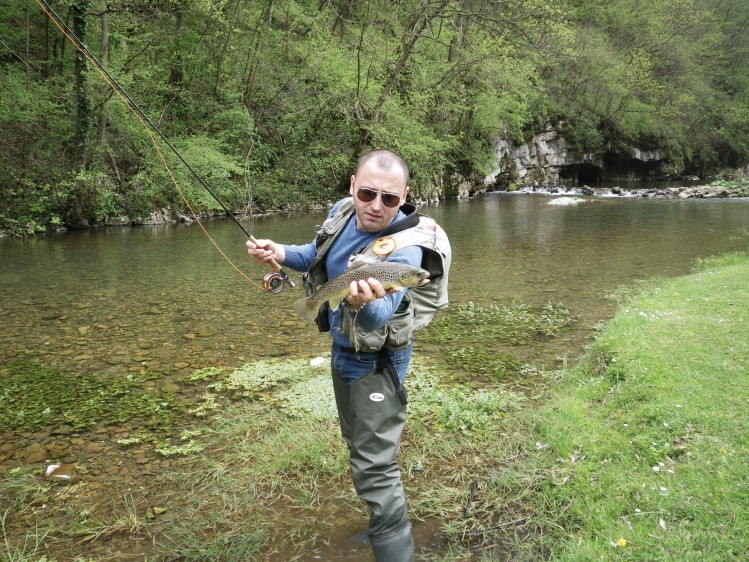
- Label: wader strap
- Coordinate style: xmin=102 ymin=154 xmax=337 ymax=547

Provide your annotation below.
xmin=377 ymin=349 xmax=408 ymax=406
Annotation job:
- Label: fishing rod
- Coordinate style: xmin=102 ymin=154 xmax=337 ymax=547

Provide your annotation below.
xmin=36 ymin=0 xmax=295 ymax=294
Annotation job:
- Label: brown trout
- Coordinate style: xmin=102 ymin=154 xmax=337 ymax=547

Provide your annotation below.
xmin=293 ymin=261 xmax=430 ymax=323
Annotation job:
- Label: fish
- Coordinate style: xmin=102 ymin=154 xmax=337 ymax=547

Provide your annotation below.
xmin=293 ymin=261 xmax=430 ymax=323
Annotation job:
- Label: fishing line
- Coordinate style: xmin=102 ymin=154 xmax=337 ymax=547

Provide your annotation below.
xmin=35 ymin=0 xmax=295 ymax=293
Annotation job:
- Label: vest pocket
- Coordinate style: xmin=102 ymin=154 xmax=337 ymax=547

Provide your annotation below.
xmin=340 ymin=300 xmax=415 ymax=352
xmin=384 ymin=302 xmax=415 ymax=350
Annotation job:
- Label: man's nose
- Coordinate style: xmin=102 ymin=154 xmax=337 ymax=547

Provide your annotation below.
xmin=370 ymin=193 xmax=383 ymax=210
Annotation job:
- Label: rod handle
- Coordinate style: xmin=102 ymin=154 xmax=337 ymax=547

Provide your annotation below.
xmin=248 ymin=235 xmax=282 ymax=272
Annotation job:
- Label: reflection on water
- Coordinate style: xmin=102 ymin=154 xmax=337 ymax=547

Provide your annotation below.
xmin=2 ymin=194 xmax=749 ymax=377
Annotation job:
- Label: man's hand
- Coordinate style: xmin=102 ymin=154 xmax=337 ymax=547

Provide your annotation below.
xmin=345 ymin=278 xmax=400 ymax=310
xmin=246 ymin=238 xmax=285 ymax=265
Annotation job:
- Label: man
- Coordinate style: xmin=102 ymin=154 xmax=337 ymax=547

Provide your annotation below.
xmin=247 ymin=149 xmax=423 ymax=561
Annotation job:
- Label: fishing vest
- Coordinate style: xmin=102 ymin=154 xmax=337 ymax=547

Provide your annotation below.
xmin=302 ymin=198 xmax=451 ymax=351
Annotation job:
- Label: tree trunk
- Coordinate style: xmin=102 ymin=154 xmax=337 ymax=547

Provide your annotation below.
xmin=356 ymin=0 xmax=450 ymax=153
xmin=169 ymin=9 xmax=184 ymax=87
xmin=71 ymin=0 xmax=91 ymax=225
xmin=98 ymin=7 xmax=109 ymax=145
xmin=242 ymin=0 xmax=274 ymax=110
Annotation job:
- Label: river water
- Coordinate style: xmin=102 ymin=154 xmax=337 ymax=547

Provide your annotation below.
xmin=1 ymin=191 xmax=749 ymax=560
xmin=2 ymin=191 xmax=749 ymax=380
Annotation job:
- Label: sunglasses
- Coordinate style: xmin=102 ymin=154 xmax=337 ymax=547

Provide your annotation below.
xmin=356 ymin=187 xmax=402 ymax=208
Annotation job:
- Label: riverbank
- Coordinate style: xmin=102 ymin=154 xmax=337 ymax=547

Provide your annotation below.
xmin=519 ymin=251 xmax=749 ymax=560
xmin=2 ymin=178 xmax=748 ymax=239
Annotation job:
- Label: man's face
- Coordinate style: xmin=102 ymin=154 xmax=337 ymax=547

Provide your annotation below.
xmin=349 ymin=160 xmax=409 ymax=233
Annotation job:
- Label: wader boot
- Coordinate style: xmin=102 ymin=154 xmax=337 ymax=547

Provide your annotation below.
xmin=370 ymin=521 xmax=414 ymax=562
xmin=332 ymin=361 xmax=413 ymax=562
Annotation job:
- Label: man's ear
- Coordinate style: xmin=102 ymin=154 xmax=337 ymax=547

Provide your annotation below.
xmin=349 ymin=175 xmax=356 ymax=196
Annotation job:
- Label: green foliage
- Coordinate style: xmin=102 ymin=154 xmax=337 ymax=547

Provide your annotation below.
xmin=541 ymin=0 xmax=749 ymax=172
xmin=0 ymin=69 xmax=75 ymax=234
xmin=2 ymin=0 xmax=748 ymax=231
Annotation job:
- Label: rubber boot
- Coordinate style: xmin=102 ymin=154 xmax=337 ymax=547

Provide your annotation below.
xmin=348 ymin=529 xmax=370 ymax=545
xmin=370 ymin=523 xmax=414 ymax=562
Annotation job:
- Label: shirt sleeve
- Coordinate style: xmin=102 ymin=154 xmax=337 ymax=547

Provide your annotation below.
xmin=281 ymin=202 xmax=344 ymax=273
xmin=282 ymin=242 xmax=317 ymax=273
xmin=354 ymin=245 xmax=424 ymax=331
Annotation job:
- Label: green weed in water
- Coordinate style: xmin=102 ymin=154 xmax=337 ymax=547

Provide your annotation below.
xmin=423 ymin=301 xmax=577 ymax=345
xmin=421 ymin=301 xmax=576 ymax=382
xmin=210 ymin=357 xmax=321 ymax=396
xmin=0 ymin=360 xmax=182 ymax=433
xmin=187 ymin=366 xmax=224 ymax=382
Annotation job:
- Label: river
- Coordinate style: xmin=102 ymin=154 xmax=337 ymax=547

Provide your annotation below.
xmin=3 ymin=192 xmax=748 ymax=378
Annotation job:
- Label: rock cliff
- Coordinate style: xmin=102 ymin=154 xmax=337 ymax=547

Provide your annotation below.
xmin=484 ymin=127 xmax=675 ymax=190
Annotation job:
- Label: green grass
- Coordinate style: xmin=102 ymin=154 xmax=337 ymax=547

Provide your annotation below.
xmin=528 ymin=252 xmax=749 ymax=561
xmin=156 ymin=358 xmax=527 ymax=560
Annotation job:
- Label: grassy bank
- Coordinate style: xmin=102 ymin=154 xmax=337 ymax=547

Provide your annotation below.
xmin=525 ymin=252 xmax=749 ymax=561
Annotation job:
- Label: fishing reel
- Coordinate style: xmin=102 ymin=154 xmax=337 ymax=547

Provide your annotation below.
xmin=262 ymin=269 xmax=296 ymax=294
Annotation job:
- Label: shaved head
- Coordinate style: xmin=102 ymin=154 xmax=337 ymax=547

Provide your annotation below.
xmin=355 ymin=149 xmax=410 ymax=185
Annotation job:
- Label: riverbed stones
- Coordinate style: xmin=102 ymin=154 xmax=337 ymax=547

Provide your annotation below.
xmin=45 ymin=442 xmax=70 ymax=459
xmin=161 ymin=382 xmax=180 ymax=393
xmin=509 ymin=183 xmax=744 ymax=199
xmin=85 ymin=442 xmax=105 ymax=453
xmin=52 ymin=425 xmax=74 ymax=436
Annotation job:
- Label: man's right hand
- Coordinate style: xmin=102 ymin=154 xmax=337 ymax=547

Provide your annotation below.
xmin=246 ymin=238 xmax=285 ymax=265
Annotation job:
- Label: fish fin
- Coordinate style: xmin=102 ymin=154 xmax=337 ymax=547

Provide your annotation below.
xmin=329 ymin=298 xmax=343 ymax=312
xmin=349 ymin=261 xmax=368 ymax=270
xmin=292 ymin=297 xmax=320 ymax=324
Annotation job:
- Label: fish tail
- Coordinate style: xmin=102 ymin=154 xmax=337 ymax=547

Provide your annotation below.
xmin=292 ymin=297 xmax=320 ymax=323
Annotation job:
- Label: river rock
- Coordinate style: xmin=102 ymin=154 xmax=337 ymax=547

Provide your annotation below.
xmin=161 ymin=382 xmax=180 ymax=393
xmin=45 ymin=463 xmax=78 ymax=484
xmin=24 ymin=444 xmax=47 ymax=463
xmin=52 ymin=425 xmax=74 ymax=435
xmin=85 ymin=442 xmax=105 ymax=453
xmin=45 ymin=442 xmax=70 ymax=459
xmin=486 ymin=125 xmax=672 ymax=188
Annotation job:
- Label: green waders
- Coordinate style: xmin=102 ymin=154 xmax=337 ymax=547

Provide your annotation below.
xmin=332 ymin=360 xmax=415 ymax=562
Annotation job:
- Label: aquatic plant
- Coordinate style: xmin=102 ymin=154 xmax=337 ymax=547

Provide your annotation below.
xmin=0 ymin=360 xmax=182 ymax=433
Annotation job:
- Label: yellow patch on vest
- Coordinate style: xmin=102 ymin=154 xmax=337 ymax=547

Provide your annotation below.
xmin=372 ymin=237 xmax=396 ymax=256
